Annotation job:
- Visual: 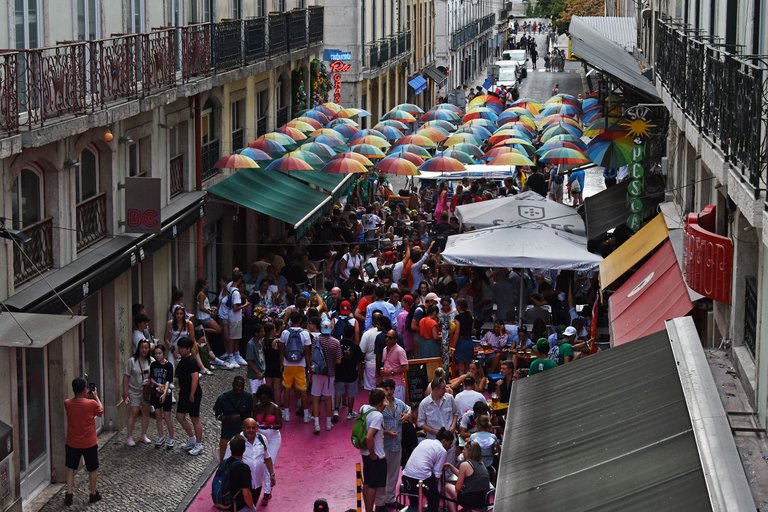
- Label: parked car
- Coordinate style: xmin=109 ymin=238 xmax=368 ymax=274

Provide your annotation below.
xmin=501 ymin=49 xmax=528 ymax=79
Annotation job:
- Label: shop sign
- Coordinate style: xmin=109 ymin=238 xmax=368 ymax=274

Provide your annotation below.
xmin=683 ymin=205 xmax=733 ymax=303
xmin=329 ymin=60 xmax=351 ymax=104
xmin=125 ymin=177 xmax=162 ymax=234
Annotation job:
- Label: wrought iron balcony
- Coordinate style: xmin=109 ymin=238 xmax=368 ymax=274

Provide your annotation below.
xmin=244 ymin=17 xmax=267 ymax=61
xmin=269 ymin=13 xmax=289 ymax=57
xmin=181 ymin=23 xmax=212 ymax=80
xmin=14 ymin=217 xmax=53 ymax=286
xmin=0 ymin=51 xmax=19 ymax=133
xmin=76 ymin=192 xmax=107 ymax=251
xmin=170 ymin=154 xmax=184 ymax=197
xmin=213 ymin=20 xmax=243 ymax=70
xmin=379 ymin=39 xmax=391 ymax=64
xmin=276 ymin=106 xmax=289 ymax=127
xmin=288 ymin=9 xmax=308 ymax=51
xmin=142 ymin=29 xmax=176 ymax=92
xmin=655 ymin=17 xmax=768 ymax=200
xmin=308 ymin=6 xmax=324 ymax=45
xmin=201 ymin=139 xmax=220 ymax=182
xmin=90 ymin=34 xmax=138 ymax=107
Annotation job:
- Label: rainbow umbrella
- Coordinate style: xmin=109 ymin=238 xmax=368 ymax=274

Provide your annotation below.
xmin=540 ymin=103 xmax=581 ymax=117
xmin=488 ymin=129 xmax=521 ymax=145
xmin=259 ymin=132 xmax=298 ymax=148
xmin=350 ymin=143 xmax=387 ymax=159
xmin=310 ymin=128 xmax=346 ymax=140
xmin=331 ymin=124 xmax=360 ymax=139
xmin=285 ymin=120 xmax=318 ymax=132
xmin=538 ymin=147 xmax=590 ymax=165
xmin=583 ymin=118 xmax=625 ymax=137
xmin=394 ymin=134 xmax=437 ymax=148
xmin=296 ymin=110 xmax=330 ymax=125
xmin=321 ymin=102 xmax=343 ymax=112
xmin=331 ymin=152 xmax=374 ymax=167
xmin=511 ymin=99 xmax=543 ymax=114
xmin=334 ymin=108 xmax=371 ymax=119
xmin=239 ymin=147 xmax=272 ymax=162
xmin=489 ymin=140 xmax=536 ymax=157
xmin=434 ymin=149 xmax=475 ymax=164
xmin=298 ymin=142 xmax=338 ymax=160
xmin=353 ymin=135 xmax=391 ymax=149
xmin=326 ymin=117 xmax=360 ymax=127
xmin=545 ymin=94 xmax=581 ymax=106
xmin=276 ymin=126 xmax=308 ymax=141
xmin=455 ymin=126 xmax=492 ymax=141
xmin=416 ymin=127 xmax=449 ymax=143
xmin=462 ymin=118 xmax=496 ymax=129
xmin=422 ymin=120 xmax=457 ymax=132
xmin=585 ymin=131 xmax=635 ymax=168
xmin=462 ymin=109 xmax=498 ymax=122
xmin=484 ymin=146 xmax=526 ymax=160
xmin=388 ymin=144 xmax=432 ymax=158
xmin=314 ymin=105 xmax=337 ymax=117
xmin=381 ymin=110 xmax=417 ymax=122
xmin=541 ymin=123 xmax=583 ymax=142
xmin=420 ymin=109 xmax=461 ymax=123
xmin=543 ymin=133 xmax=587 ymax=147
xmin=495 ymin=127 xmax=535 ymax=141
xmin=418 ymin=156 xmax=466 ymax=173
xmin=392 ymin=103 xmax=425 ymax=116
xmin=323 ymin=158 xmax=369 ymax=174
xmin=536 ymin=140 xmax=587 ymax=155
xmin=215 ymin=154 xmax=259 ymax=169
xmin=383 ymin=151 xmax=425 ymax=166
xmin=264 ymin=156 xmax=314 ymax=171
xmin=349 ymin=129 xmax=387 ymax=141
xmin=434 ymin=103 xmax=463 ymax=113
xmin=293 ymin=116 xmax=324 ymax=129
xmin=539 ymin=115 xmax=582 ymax=130
xmin=489 ymin=151 xmax=535 ymax=167
xmin=306 ymin=134 xmax=348 ymax=150
xmin=450 ymin=143 xmax=484 ymax=158
xmin=582 ymin=97 xmax=599 ymax=109
xmin=248 ymin=138 xmax=286 ymax=155
xmin=285 ymin=150 xmax=325 ymax=168
xmin=468 ymin=94 xmax=505 ymax=108
xmin=445 ymin=133 xmax=482 ymax=147
xmin=374 ymin=126 xmax=405 ymax=141
xmin=375 ymin=120 xmax=410 ymax=131
xmin=505 ymin=107 xmax=536 ymax=118
xmin=499 ymin=116 xmax=537 ymax=131
xmin=375 ymin=157 xmax=420 ymax=176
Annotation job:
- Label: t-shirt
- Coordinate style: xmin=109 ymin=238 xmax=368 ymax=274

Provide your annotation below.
xmin=214 ymin=391 xmax=254 ymax=440
xmin=359 ymin=328 xmax=379 ymax=367
xmin=454 ymin=390 xmax=486 ymax=415
xmin=359 ymin=404 xmax=385 ymax=459
xmin=228 ymin=288 xmax=243 ymax=323
xmin=228 ymin=460 xmax=253 ymax=510
xmin=123 ymin=356 xmax=152 ymax=394
xmin=419 ymin=317 xmax=438 ymax=340
xmin=341 ymin=253 xmax=363 ymax=279
xmin=150 ymin=360 xmax=174 ymax=388
xmin=469 ymin=431 xmax=498 ymax=468
xmin=558 ymin=342 xmax=574 ymax=365
xmin=279 ymin=327 xmax=312 ymax=367
xmin=336 ymin=338 xmax=364 ymax=383
xmin=176 ymin=355 xmax=202 ymax=401
xmin=402 ymin=439 xmax=448 ymax=481
xmin=246 ymin=338 xmax=266 ymax=379
xmin=382 ymin=344 xmax=408 ymax=387
xmin=528 ymin=357 xmax=557 ymax=375
xmin=64 ymin=398 xmax=104 ymax=449
xmin=317 ymin=335 xmax=342 ymax=379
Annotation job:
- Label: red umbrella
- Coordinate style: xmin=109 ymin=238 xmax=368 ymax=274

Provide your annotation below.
xmin=323 ymin=158 xmax=369 ymax=174
xmin=418 ymin=156 xmax=466 ymax=173
xmin=375 ymin=158 xmax=420 ymax=176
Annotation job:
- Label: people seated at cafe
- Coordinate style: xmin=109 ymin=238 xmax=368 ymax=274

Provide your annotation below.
xmin=529 ymin=317 xmax=548 ymax=345
xmin=459 ymin=401 xmax=491 ymax=450
xmin=443 ymin=440 xmax=492 ymax=512
xmin=454 ymin=376 xmax=486 ymax=415
xmin=449 ymin=361 xmax=487 ymax=393
xmin=469 ymin=415 xmax=500 ymax=474
xmin=528 ymin=338 xmax=558 ymax=376
xmin=480 ymin=320 xmax=508 ymax=373
xmin=495 ymin=360 xmax=516 ymax=403
xmin=523 ymin=294 xmax=551 ymax=324
xmin=552 ymin=326 xmax=576 ymax=365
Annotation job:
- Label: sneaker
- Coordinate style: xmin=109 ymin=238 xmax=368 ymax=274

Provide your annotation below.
xmin=126 ymin=436 xmax=136 ymax=447
xmin=189 ymin=444 xmax=204 ymax=456
xmin=165 ymin=438 xmax=175 ymax=450
xmin=313 ymin=424 xmax=320 ymax=435
xmin=326 ymin=419 xmax=333 ymax=431
xmin=201 ymin=368 xmax=213 ymax=376
xmin=140 ymin=435 xmax=152 ymax=444
xmin=155 ymin=437 xmax=165 ymax=449
xmin=282 ymin=409 xmax=290 ymax=422
xmin=89 ymin=492 xmax=102 ymax=504
xmin=226 ymin=362 xmax=240 ymax=370
xmin=332 ymin=411 xmax=340 ymax=424
xmin=347 ymin=412 xmax=357 ymax=420
xmin=209 ymin=364 xmax=216 ymax=371
xmin=234 ymin=354 xmax=248 ymax=366
xmin=64 ymin=493 xmax=73 ymax=506
xmin=295 ymin=408 xmax=303 ymax=418
xmin=180 ymin=439 xmax=196 ymax=451
xmin=213 ymin=357 xmax=230 ymax=368
xmin=303 ymin=412 xmax=311 ymax=424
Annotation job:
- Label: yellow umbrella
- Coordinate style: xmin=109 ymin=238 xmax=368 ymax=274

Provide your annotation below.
xmin=285 ymin=120 xmax=317 ymax=132
xmin=353 ymin=135 xmax=391 ymax=149
xmin=444 ymin=133 xmax=482 ymax=147
xmin=490 ymin=151 xmax=535 ymax=167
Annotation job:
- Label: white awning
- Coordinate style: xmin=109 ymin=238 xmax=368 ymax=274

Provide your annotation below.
xmin=0 ymin=312 xmax=87 ymax=348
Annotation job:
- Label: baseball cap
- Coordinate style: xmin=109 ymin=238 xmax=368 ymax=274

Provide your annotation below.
xmin=402 ymin=294 xmax=414 ymax=304
xmin=383 ymin=250 xmax=396 ymax=264
xmin=321 ymin=318 xmax=332 ymax=335
xmin=425 ymin=292 xmax=440 ymax=302
xmin=563 ymin=326 xmax=578 ymax=337
xmin=536 ymin=338 xmax=549 ymax=353
xmin=339 ymin=300 xmax=352 ymax=315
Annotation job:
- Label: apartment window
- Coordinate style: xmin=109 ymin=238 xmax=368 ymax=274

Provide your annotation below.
xmin=77 ymin=147 xmax=99 ymax=203
xmin=231 ymin=99 xmax=244 ymax=152
xmin=188 ymin=0 xmax=198 ymax=22
xmin=232 ymin=0 xmax=242 ymax=19
xmin=77 ymin=0 xmax=100 ymax=40
xmin=202 ymin=0 xmax=211 ymax=22
xmin=11 ymin=168 xmax=43 ymax=230
xmin=257 ymin=0 xmax=266 ymax=16
xmin=128 ymin=141 xmax=146 ymax=177
xmin=372 ymin=0 xmax=377 ymax=40
xmin=167 ymin=0 xmax=182 ymax=25
xmin=361 ymin=0 xmax=366 ymax=44
xmin=15 ymin=0 xmax=40 ymax=49
xmin=130 ymin=0 xmax=145 ymax=32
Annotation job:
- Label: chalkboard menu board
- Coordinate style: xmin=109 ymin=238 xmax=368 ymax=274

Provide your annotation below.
xmin=404 ymin=358 xmax=442 ymax=404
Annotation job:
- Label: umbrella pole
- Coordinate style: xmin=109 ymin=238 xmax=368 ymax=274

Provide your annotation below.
xmin=518 ymin=269 xmax=525 ymax=328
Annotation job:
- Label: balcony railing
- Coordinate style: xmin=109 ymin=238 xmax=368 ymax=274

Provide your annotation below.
xmin=170 ymin=154 xmax=184 ymax=197
xmin=14 ymin=217 xmax=53 ymax=286
xmin=655 ymin=17 xmax=768 ymax=200
xmin=276 ymin=106 xmax=289 ymax=127
xmin=363 ymin=31 xmax=411 ymax=69
xmin=76 ymin=192 xmax=107 ymax=251
xmin=201 ymin=139 xmax=220 ymax=182
xmin=0 ymin=7 xmax=324 ymax=136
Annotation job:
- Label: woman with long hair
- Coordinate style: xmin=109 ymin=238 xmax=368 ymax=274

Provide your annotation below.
xmin=149 ymin=344 xmax=175 ymax=448
xmin=261 ymin=322 xmax=283 ymax=412
xmin=165 ymin=305 xmax=211 ymax=374
xmin=453 ymin=298 xmax=474 ymax=376
xmin=253 ymin=384 xmax=283 ymax=506
xmin=443 ymin=440 xmax=492 ymax=512
xmin=122 ymin=339 xmax=153 ymax=446
xmin=194 ymin=278 xmax=221 ymax=336
xmin=434 ymin=181 xmax=449 ymax=221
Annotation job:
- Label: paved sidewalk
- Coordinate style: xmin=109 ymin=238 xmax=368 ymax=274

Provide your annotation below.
xmin=37 ymin=365 xmax=241 ymax=512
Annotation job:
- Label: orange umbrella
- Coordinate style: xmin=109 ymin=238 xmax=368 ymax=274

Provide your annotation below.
xmin=375 ymin=158 xmax=420 ymax=176
xmin=215 ymin=154 xmax=259 ymax=169
xmin=323 ymin=158 xmax=369 ymax=174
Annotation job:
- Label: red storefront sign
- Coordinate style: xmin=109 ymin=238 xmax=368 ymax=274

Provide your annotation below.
xmin=329 ymin=60 xmax=351 ymax=104
xmin=682 ymin=205 xmax=733 ymax=303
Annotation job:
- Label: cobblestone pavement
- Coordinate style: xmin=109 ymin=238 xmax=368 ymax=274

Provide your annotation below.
xmin=40 ymin=365 xmax=243 ymax=512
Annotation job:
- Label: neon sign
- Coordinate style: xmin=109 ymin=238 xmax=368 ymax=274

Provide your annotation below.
xmin=329 ymin=60 xmax=351 ymax=104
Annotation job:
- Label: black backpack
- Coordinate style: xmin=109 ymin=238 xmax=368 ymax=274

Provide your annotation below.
xmin=332 ymin=315 xmax=352 ymax=340
xmin=405 ymin=304 xmax=425 ymax=333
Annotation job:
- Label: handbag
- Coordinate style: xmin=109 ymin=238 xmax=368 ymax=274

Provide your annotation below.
xmin=137 ymin=359 xmax=153 ymax=402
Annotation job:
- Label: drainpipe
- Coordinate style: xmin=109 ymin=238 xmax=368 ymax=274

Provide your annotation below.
xmin=193 ymin=94 xmax=204 ymax=279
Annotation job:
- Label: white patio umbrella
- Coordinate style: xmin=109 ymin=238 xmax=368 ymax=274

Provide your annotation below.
xmin=455 ymin=191 xmax=586 ymax=237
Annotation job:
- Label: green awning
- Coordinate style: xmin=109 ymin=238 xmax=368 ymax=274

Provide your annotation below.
xmin=207 ymin=169 xmax=331 ymax=236
xmin=286 ymin=171 xmax=355 ymax=200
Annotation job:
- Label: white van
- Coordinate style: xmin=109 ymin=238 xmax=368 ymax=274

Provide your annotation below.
xmin=501 ymin=49 xmax=528 ymax=78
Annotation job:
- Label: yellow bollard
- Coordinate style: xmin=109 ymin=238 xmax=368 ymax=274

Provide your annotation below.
xmin=356 ymin=462 xmax=363 ymax=512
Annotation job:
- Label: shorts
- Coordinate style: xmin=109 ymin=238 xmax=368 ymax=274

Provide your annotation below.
xmin=150 ymin=392 xmax=173 ymax=412
xmin=362 ymin=454 xmax=387 ymax=488
xmin=65 ymin=445 xmax=99 ymax=472
xmin=282 ymin=366 xmax=307 ymax=391
xmin=229 ymin=319 xmax=243 ymax=339
xmin=128 ymin=389 xmax=149 ymax=408
xmin=177 ymin=395 xmax=201 ymax=417
xmin=219 ymin=314 xmax=230 ymax=325
xmin=249 ymin=378 xmax=265 ymax=394
xmin=311 ymin=374 xmax=335 ymax=397
xmin=334 ymin=380 xmax=359 ymax=398
xmin=199 ymin=317 xmax=215 ymax=327
xmin=362 ymin=364 xmax=377 ymax=391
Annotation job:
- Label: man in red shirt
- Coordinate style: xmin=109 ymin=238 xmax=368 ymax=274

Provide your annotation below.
xmin=63 ymin=378 xmax=104 ymax=506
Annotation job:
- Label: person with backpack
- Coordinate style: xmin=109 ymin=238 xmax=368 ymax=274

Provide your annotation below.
xmin=212 ymin=435 xmax=253 ymax=511
xmin=278 ymin=309 xmax=312 ymax=423
xmin=552 ymin=326 xmax=576 ymax=365
xmin=310 ymin=317 xmax=342 ymax=434
xmin=213 ymin=376 xmax=254 ymax=462
xmin=225 ymin=270 xmax=249 ymax=367
xmin=222 ymin=418 xmax=275 ymax=509
xmin=354 ymin=388 xmax=389 ymax=512
xmin=332 ymin=300 xmax=359 ymax=343
xmin=334 ymin=323 xmax=364 ymax=422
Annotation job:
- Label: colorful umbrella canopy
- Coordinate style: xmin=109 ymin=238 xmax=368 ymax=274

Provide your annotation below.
xmin=388 ymin=144 xmax=432 ymax=158
xmin=263 ymin=156 xmax=314 ymax=171
xmin=499 ymin=115 xmax=537 ymax=131
xmin=285 ymin=150 xmax=325 ymax=168
xmin=285 ymin=120 xmax=319 ymax=132
xmin=350 ymin=143 xmax=386 ymax=159
xmin=215 ymin=154 xmax=259 ymax=169
xmin=434 ymin=103 xmax=463 ymax=113
xmin=306 ymin=134 xmax=348 ymax=149
xmin=326 ymin=117 xmax=359 ymax=127
xmin=415 ymin=127 xmax=449 ymax=142
xmin=488 ymin=140 xmax=536 ymax=157
xmin=488 ymin=129 xmax=522 ymax=145
xmin=258 ymin=132 xmax=297 ymax=148
xmin=352 ymin=135 xmax=391 ymax=149
xmin=293 ymin=116 xmax=324 ymax=129
xmin=539 ymin=114 xmax=582 ymax=130
xmin=296 ymin=110 xmax=330 ymax=124
xmin=468 ymin=94 xmax=505 ymax=108
xmin=536 ymin=139 xmax=588 ymax=154
xmin=331 ymin=152 xmax=374 ymax=167
xmin=511 ymin=99 xmax=543 ymax=114
xmin=543 ymin=133 xmax=587 ymax=147
xmin=334 ymin=108 xmax=370 ymax=119
xmin=374 ymin=126 xmax=405 ymax=141
xmin=450 ymin=143 xmax=484 ymax=158
xmin=583 ymin=117 xmax=625 ymax=137
xmin=383 ymin=151 xmax=425 ymax=166
xmin=392 ymin=103 xmax=425 ymax=115
xmin=585 ymin=131 xmax=635 ymax=168
xmin=394 ymin=134 xmax=437 ymax=148
xmin=276 ymin=126 xmax=308 ymax=141
xmin=422 ymin=120 xmax=457 ymax=132
xmin=541 ymin=123 xmax=583 ymax=142
xmin=538 ymin=147 xmax=590 ymax=165
xmin=298 ymin=142 xmax=338 ymax=160
xmin=381 ymin=110 xmax=417 ymax=122
xmin=331 ymin=124 xmax=360 ymax=139
xmin=463 ymin=107 xmax=498 ymax=122
xmin=462 ymin=118 xmax=497 ymax=129
xmin=375 ymin=120 xmax=410 ymax=131
xmin=489 ymin=151 xmax=535 ymax=167
xmin=310 ymin=128 xmax=346 ymax=140
xmin=545 ymin=94 xmax=581 ymax=106
xmin=321 ymin=102 xmax=343 ymax=112
xmin=505 ymin=107 xmax=536 ymax=118
xmin=248 ymin=138 xmax=286 ymax=155
xmin=375 ymin=157 xmax=420 ymax=176
xmin=239 ymin=147 xmax=272 ymax=161
xmin=420 ymin=109 xmax=461 ymax=123
xmin=418 ymin=156 xmax=466 ymax=173
xmin=322 ymin=158 xmax=369 ymax=174
xmin=434 ymin=149 xmax=475 ymax=164
xmin=313 ymin=105 xmax=337 ymax=117
xmin=349 ymin=129 xmax=386 ymax=142
xmin=455 ymin=126 xmax=492 ymax=140
xmin=445 ymin=133 xmax=482 ymax=147
xmin=539 ymin=103 xmax=581 ymax=117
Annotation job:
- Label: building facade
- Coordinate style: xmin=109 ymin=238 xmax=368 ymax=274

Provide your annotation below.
xmin=641 ymin=0 xmax=768 ymax=427
xmin=0 ymin=0 xmax=323 ymax=509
